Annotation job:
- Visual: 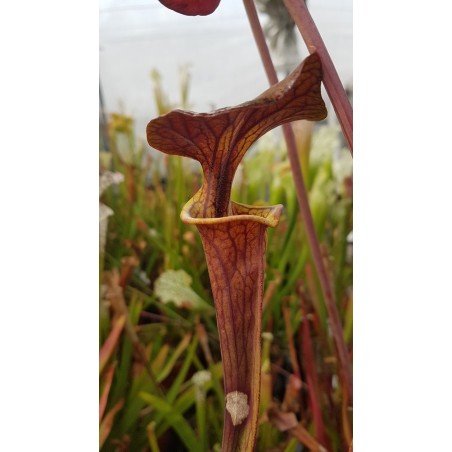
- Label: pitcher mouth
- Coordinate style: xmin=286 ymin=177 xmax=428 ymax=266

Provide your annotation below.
xmin=180 ymin=199 xmax=283 ymax=228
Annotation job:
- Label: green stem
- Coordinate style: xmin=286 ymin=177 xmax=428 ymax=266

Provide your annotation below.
xmin=195 ymin=392 xmax=207 ymax=451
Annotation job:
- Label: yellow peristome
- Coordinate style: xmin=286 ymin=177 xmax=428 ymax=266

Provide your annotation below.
xmin=181 ymin=198 xmax=283 ymax=228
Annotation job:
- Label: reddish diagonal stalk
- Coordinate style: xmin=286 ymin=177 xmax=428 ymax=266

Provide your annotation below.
xmin=299 ymin=289 xmax=328 ymax=448
xmin=282 ymin=0 xmax=353 ymax=154
xmin=99 ymin=364 xmax=116 ymax=423
xmin=243 ymin=0 xmax=353 ymax=402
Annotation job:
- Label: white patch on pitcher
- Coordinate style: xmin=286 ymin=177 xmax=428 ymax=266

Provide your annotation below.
xmin=225 ymin=391 xmax=249 ymax=426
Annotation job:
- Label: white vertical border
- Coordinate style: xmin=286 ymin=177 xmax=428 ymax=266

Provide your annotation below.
xmin=354 ymin=0 xmax=452 ymax=450
xmin=0 ymin=0 xmax=98 ymax=449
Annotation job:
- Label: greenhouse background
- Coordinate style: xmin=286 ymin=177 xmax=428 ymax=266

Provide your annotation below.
xmin=99 ymin=0 xmax=352 ymax=141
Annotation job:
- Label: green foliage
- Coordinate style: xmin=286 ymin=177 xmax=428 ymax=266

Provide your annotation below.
xmin=99 ymin=71 xmax=352 ymax=451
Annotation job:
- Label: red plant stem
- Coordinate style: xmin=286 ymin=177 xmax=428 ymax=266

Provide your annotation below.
xmin=99 ymin=364 xmax=116 ymax=423
xmin=243 ymin=0 xmax=353 ymax=402
xmin=282 ymin=300 xmax=301 ymax=379
xmin=282 ymin=0 xmax=353 ymax=154
xmin=299 ymin=289 xmax=328 ymax=448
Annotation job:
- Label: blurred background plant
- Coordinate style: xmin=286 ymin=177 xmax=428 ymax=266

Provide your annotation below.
xmin=99 ymin=64 xmax=352 ymax=451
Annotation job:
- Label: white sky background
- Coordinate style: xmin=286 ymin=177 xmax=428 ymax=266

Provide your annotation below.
xmin=99 ymin=0 xmax=352 ymax=142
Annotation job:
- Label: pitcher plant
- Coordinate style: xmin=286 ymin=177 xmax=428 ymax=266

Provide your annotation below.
xmin=147 ymin=52 xmax=327 ymax=451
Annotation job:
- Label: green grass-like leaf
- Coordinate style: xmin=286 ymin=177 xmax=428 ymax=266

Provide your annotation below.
xmin=139 ymin=392 xmax=200 ymax=451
